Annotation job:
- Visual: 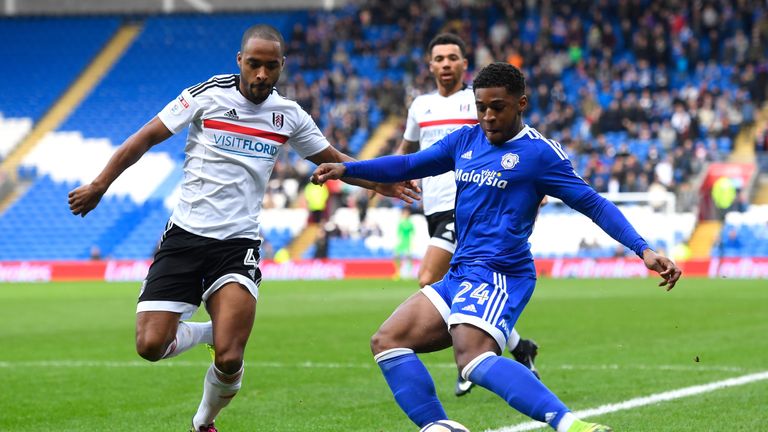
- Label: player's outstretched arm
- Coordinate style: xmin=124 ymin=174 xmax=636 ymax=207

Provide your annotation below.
xmin=68 ymin=117 xmax=172 ymax=217
xmin=641 ymin=248 xmax=682 ymax=290
xmin=307 ymin=147 xmax=421 ymax=204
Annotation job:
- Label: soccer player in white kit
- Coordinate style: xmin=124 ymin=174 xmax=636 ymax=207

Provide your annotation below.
xmin=68 ymin=24 xmax=419 ymax=432
xmin=396 ymin=33 xmax=539 ymax=396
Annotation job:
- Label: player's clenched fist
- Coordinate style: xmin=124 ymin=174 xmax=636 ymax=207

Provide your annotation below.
xmin=311 ymin=163 xmax=347 ymax=185
xmin=68 ymin=183 xmax=106 ymax=217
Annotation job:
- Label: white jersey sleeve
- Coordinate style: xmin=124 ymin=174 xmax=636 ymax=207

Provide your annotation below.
xmin=157 ymin=89 xmax=203 ymax=134
xmin=287 ymin=108 xmax=330 ymax=158
xmin=402 ymin=102 xmax=420 ymax=142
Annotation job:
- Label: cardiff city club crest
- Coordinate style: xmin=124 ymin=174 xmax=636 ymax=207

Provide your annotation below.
xmin=272 ymin=112 xmax=284 ymax=129
xmin=501 ymin=153 xmax=519 ymax=169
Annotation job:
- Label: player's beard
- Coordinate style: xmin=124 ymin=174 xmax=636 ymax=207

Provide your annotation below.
xmin=438 ymin=73 xmax=461 ymax=93
xmin=246 ymin=82 xmax=272 ymax=104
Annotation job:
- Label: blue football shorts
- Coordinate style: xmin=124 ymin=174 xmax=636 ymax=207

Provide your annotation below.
xmin=421 ymin=262 xmax=536 ymax=351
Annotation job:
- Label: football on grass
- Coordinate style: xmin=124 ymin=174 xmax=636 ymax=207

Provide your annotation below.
xmin=419 ymin=420 xmax=470 ymax=432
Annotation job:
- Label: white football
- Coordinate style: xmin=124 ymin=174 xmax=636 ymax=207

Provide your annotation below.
xmin=419 ymin=420 xmax=470 ymax=432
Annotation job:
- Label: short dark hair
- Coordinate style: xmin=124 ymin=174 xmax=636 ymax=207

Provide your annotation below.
xmin=427 ymin=33 xmax=467 ymax=58
xmin=241 ymin=24 xmax=285 ymax=54
xmin=472 ymin=62 xmax=526 ymax=96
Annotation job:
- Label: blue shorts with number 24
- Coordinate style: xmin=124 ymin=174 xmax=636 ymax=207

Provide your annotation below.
xmin=421 ymin=262 xmax=536 ymax=351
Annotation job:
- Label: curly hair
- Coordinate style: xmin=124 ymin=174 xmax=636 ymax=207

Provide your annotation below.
xmin=472 ymin=62 xmax=526 ymax=96
xmin=427 ymin=33 xmax=467 ymax=58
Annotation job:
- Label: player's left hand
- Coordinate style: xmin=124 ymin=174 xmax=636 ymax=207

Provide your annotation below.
xmin=642 ymin=248 xmax=682 ymax=291
xmin=374 ymin=180 xmax=421 ymax=204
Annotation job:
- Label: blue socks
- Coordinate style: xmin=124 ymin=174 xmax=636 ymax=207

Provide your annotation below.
xmin=467 ymin=353 xmax=569 ymax=428
xmin=375 ymin=349 xmax=571 ymax=430
xmin=376 ymin=349 xmax=447 ymax=427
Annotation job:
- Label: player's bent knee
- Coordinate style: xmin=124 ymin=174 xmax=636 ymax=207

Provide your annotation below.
xmin=370 ymin=329 xmax=398 ymax=356
xmin=370 ymin=331 xmax=385 ymax=355
xmin=458 ymin=351 xmax=497 ymax=380
xmin=212 ymin=347 xmax=245 ymax=374
xmin=215 ymin=356 xmax=244 ymax=375
xmin=135 ymin=336 xmax=166 ymax=362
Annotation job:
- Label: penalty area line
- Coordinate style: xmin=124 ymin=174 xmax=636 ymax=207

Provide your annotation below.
xmin=486 ymin=370 xmax=768 ymax=432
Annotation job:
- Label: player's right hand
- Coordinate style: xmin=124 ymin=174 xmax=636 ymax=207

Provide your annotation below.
xmin=68 ymin=183 xmax=106 ymax=217
xmin=311 ymin=163 xmax=346 ymax=185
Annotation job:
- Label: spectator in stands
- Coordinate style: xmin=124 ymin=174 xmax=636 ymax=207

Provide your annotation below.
xmin=304 ymin=181 xmax=329 ymax=224
xmin=712 ymin=176 xmax=737 ymax=221
xmin=734 ymin=189 xmax=750 ymax=213
xmin=273 ymin=247 xmax=290 ymax=263
xmin=578 ymin=237 xmax=599 ymax=254
xmin=757 ymin=125 xmax=768 ymax=153
xmin=313 ymin=228 xmax=329 ymax=259
xmin=89 ymin=245 xmax=102 ymax=261
xmin=349 ymin=188 xmax=371 ymax=226
xmin=67 ymin=24 xmax=419 ymax=432
xmin=720 ymin=227 xmax=743 ymax=252
xmin=260 ymin=238 xmax=274 ymax=260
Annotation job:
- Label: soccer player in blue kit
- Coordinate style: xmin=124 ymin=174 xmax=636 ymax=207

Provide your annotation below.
xmin=311 ymin=62 xmax=682 ymax=432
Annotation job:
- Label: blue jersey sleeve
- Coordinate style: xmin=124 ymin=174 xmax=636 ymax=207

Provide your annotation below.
xmin=535 ymin=149 xmax=650 ymax=258
xmin=343 ymin=132 xmax=457 ymax=182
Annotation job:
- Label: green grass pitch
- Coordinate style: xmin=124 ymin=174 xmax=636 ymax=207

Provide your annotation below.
xmin=1 ymin=278 xmax=766 ymax=431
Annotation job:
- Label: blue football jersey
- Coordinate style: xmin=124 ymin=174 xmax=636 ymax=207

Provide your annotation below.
xmin=344 ymin=124 xmax=648 ymax=277
xmin=435 ymin=124 xmax=594 ymax=275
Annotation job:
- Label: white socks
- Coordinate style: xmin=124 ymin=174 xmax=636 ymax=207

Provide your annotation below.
xmin=506 ymin=327 xmax=521 ymax=352
xmin=162 ymin=321 xmax=213 ymax=359
xmin=192 ymin=363 xmax=244 ymax=429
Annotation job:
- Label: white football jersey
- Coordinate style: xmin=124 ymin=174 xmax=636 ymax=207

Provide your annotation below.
xmin=158 ymin=74 xmax=329 ymax=240
xmin=403 ymin=86 xmax=477 ymax=215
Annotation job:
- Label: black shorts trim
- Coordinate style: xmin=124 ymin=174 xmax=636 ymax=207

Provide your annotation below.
xmin=426 ymin=210 xmax=456 ymax=244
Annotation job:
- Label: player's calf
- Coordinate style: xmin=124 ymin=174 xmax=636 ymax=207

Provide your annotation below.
xmin=192 ymin=363 xmax=243 ymax=432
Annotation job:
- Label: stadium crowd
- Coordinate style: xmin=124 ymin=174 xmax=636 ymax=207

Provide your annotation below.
xmin=262 ymin=0 xmax=768 ymax=225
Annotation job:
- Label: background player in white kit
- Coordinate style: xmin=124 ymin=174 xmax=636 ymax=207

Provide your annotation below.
xmin=396 ymin=33 xmax=539 ymax=396
xmin=68 ymin=24 xmax=419 ymax=432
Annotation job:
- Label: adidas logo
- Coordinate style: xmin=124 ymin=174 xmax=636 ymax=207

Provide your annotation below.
xmin=224 ymin=108 xmax=239 ymax=120
xmin=461 ymin=304 xmax=477 ymax=313
xmin=461 ymin=150 xmax=473 ymax=159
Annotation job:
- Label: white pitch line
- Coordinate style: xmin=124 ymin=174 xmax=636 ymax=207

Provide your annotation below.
xmin=0 ymin=360 xmax=751 ymax=373
xmin=487 ymin=370 xmax=768 ymax=432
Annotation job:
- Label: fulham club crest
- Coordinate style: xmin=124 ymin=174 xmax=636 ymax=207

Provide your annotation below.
xmin=272 ymin=112 xmax=284 ymax=129
xmin=501 ymin=153 xmax=519 ymax=169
